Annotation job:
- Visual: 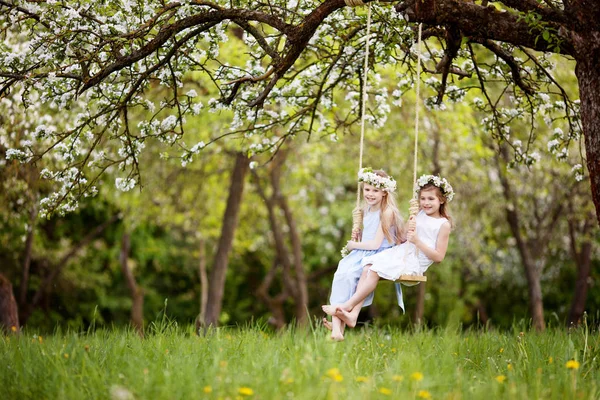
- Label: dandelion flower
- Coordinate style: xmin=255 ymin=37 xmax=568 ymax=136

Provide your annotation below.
xmin=499 ymin=348 xmax=504 ymax=353
xmin=10 ymin=326 xmax=17 ymax=332
xmin=565 ymin=360 xmax=580 ymax=370
xmin=239 ymin=387 xmax=254 ymax=396
xmin=410 ymin=372 xmax=424 ymax=381
xmin=418 ymin=390 xmax=432 ymax=399
xmin=495 ymin=375 xmax=507 ymax=384
xmin=392 ymin=375 xmax=404 ymax=382
xmin=379 ymin=387 xmax=392 ymax=395
xmin=203 ymin=386 xmax=212 ymax=393
xmin=507 ymin=364 xmax=513 ymax=371
xmin=548 ymin=357 xmax=553 ymax=364
xmin=64 ymin=353 xmax=69 ymax=359
xmin=325 ymin=368 xmax=343 ymax=382
xmin=355 ymin=376 xmax=369 ymax=383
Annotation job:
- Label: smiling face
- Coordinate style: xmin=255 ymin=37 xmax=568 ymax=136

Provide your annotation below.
xmin=419 ymin=187 xmax=444 ymax=217
xmin=363 ymin=183 xmax=386 ymax=210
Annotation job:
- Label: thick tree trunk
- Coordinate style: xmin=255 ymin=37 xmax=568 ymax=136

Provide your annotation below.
xmin=574 ymin=37 xmax=600 ymax=226
xmin=120 ymin=232 xmax=144 ymax=336
xmin=19 ymin=205 xmax=37 ymax=307
xmin=204 ymin=152 xmax=250 ymax=326
xmin=0 ymin=274 xmax=19 ymax=334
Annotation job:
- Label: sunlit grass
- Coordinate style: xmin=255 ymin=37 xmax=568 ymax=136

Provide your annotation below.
xmin=1 ymin=319 xmax=599 ymax=399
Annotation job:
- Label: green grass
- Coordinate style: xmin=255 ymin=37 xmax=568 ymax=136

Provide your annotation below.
xmin=2 ymin=320 xmax=599 ymax=400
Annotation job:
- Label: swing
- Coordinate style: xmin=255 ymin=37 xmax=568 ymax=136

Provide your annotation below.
xmin=347 ymin=0 xmax=426 ymax=285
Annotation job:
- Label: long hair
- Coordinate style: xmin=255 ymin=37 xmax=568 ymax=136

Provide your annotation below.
xmin=419 ymin=183 xmax=454 ymax=227
xmin=362 ymin=170 xmax=405 ymax=244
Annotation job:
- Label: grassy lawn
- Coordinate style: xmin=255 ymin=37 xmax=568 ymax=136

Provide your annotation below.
xmin=2 ymin=320 xmax=598 ymax=399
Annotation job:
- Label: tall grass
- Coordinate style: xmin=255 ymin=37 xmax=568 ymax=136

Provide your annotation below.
xmin=2 ymin=319 xmax=598 ymax=399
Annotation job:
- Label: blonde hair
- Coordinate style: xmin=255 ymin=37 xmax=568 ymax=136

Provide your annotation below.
xmin=362 ymin=169 xmax=405 ymax=244
xmin=419 ymin=183 xmax=454 ymax=228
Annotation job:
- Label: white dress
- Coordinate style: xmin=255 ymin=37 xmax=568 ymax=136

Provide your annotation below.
xmin=361 ymin=210 xmax=448 ymax=311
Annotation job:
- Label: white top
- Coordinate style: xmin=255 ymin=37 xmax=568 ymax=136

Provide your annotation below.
xmin=414 ymin=210 xmax=448 ymax=267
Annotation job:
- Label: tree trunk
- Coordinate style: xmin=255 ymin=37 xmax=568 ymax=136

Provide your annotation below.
xmin=195 ymin=239 xmax=208 ymax=333
xmin=566 ymin=216 xmax=594 ymax=327
xmin=574 ymin=39 xmax=600 ymax=226
xmin=0 ymin=274 xmax=19 ymax=334
xmin=271 ymin=152 xmax=308 ymax=325
xmin=497 ymin=156 xmax=546 ymax=331
xmin=204 ymin=152 xmax=250 ymax=326
xmin=120 ymin=232 xmax=144 ymax=336
xmin=413 ymin=282 xmax=426 ymax=326
xmin=505 ymin=207 xmax=546 ymax=331
xmin=19 ymin=205 xmax=37 ymax=307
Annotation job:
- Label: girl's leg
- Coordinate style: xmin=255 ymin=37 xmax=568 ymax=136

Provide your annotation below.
xmin=334 ymin=266 xmax=370 ymax=328
xmin=341 ymin=270 xmax=380 ymax=311
xmin=330 ymin=315 xmax=345 ymax=341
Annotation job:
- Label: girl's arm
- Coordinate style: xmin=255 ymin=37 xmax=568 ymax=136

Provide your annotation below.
xmin=407 ymin=221 xmax=451 ymax=262
xmin=346 ymin=223 xmax=385 ymax=251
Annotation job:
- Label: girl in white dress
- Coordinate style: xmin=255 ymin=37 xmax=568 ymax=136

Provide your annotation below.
xmin=323 ymin=175 xmax=453 ymax=327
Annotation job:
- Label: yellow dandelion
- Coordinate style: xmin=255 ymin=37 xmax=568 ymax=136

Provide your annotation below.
xmin=499 ymin=348 xmax=504 ymax=353
xmin=355 ymin=376 xmax=369 ymax=383
xmin=410 ymin=372 xmax=424 ymax=381
xmin=283 ymin=378 xmax=294 ymax=385
xmin=548 ymin=357 xmax=553 ymax=364
xmin=507 ymin=364 xmax=513 ymax=371
xmin=325 ymin=368 xmax=343 ymax=381
xmin=379 ymin=387 xmax=392 ymax=395
xmin=565 ymin=360 xmax=580 ymax=370
xmin=203 ymin=386 xmax=212 ymax=393
xmin=38 ymin=336 xmax=43 ymax=343
xmin=418 ymin=390 xmax=432 ymax=399
xmin=63 ymin=353 xmax=69 ymax=359
xmin=10 ymin=326 xmax=17 ymax=332
xmin=391 ymin=348 xmax=397 ymax=353
xmin=392 ymin=375 xmax=404 ymax=382
xmin=238 ymin=387 xmax=254 ymax=396
xmin=495 ymin=375 xmax=507 ymax=384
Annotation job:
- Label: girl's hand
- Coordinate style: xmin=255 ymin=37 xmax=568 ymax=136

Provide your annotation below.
xmin=407 ymin=229 xmax=419 ymax=245
xmin=407 ymin=215 xmax=417 ymax=232
xmin=351 ymin=229 xmax=362 ymax=242
xmin=346 ymin=240 xmax=359 ymax=250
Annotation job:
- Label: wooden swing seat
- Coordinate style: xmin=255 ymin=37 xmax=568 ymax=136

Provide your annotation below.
xmin=396 ymin=275 xmax=427 ymax=283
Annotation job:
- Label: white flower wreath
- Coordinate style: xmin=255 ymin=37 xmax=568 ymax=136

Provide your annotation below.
xmin=416 ymin=174 xmax=455 ymax=202
xmin=357 ymin=168 xmax=397 ymax=192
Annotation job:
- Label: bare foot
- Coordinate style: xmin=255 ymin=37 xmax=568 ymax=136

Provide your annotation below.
xmin=322 ymin=304 xmax=342 ymax=316
xmin=335 ymin=308 xmax=358 ymax=328
xmin=322 ymin=318 xmax=332 ymax=331
xmin=330 ymin=332 xmax=344 ymax=342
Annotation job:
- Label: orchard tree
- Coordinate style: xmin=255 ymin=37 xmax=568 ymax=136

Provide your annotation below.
xmin=1 ymin=0 xmax=598 ymax=225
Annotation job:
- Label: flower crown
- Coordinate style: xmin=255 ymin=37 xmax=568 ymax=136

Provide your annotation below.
xmin=416 ymin=174 xmax=454 ymax=202
xmin=358 ymin=168 xmax=397 ymax=192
